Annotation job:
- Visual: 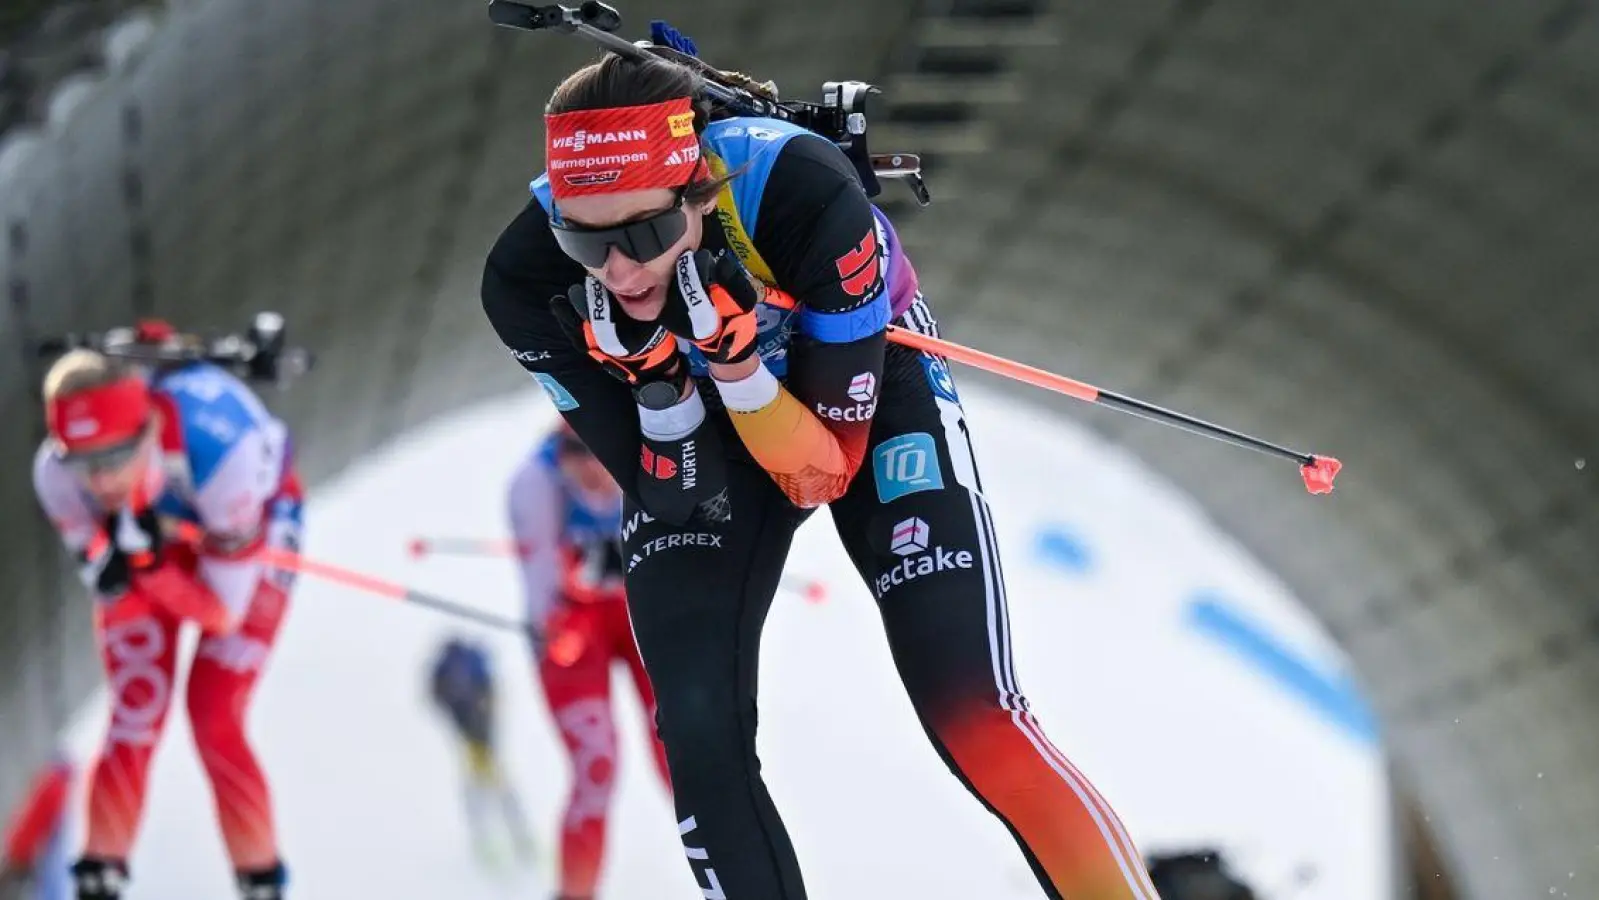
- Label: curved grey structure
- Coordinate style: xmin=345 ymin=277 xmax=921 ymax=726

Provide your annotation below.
xmin=1 ymin=1 xmax=1594 ymax=898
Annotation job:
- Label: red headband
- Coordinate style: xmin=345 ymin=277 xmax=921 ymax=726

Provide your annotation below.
xmin=545 ymin=97 xmax=702 ymax=199
xmin=47 ymin=377 xmax=152 ymax=454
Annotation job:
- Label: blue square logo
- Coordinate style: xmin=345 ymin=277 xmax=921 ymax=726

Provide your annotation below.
xmin=873 ymin=432 xmax=944 ymax=503
xmin=532 ymin=372 xmax=580 ymax=411
xmin=920 ymin=354 xmax=960 ymax=404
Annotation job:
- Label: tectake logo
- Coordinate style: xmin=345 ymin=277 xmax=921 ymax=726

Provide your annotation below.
xmin=814 ymin=398 xmax=876 ymax=423
xmin=816 ymin=370 xmax=879 ymax=422
xmin=847 ymin=371 xmax=876 ymax=403
xmin=876 ymin=516 xmax=974 ymax=598
xmin=889 ymin=517 xmax=929 ymax=556
xmin=551 ymin=128 xmax=648 ymax=152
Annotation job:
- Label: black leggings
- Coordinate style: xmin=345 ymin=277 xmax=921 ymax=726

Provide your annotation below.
xmin=620 ymin=310 xmax=1160 ymax=900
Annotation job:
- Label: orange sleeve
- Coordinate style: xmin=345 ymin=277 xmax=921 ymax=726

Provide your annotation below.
xmin=725 ymin=384 xmax=869 ymax=508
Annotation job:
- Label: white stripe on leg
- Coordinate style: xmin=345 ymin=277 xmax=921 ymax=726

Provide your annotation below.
xmin=969 ymin=490 xmax=1156 ymax=900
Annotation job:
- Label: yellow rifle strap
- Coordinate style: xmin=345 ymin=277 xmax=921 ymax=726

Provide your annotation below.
xmin=705 ymin=150 xmax=776 ymax=287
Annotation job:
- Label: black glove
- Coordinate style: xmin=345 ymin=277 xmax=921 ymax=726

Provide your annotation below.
xmin=658 ymin=248 xmax=763 ymax=366
xmin=550 ymin=277 xmax=684 ymax=388
xmin=79 ymin=508 xmax=163 ymax=598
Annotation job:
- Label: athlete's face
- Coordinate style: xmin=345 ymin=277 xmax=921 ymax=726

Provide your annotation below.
xmin=557 ymin=188 xmax=718 ymax=322
xmin=68 ymin=421 xmax=161 ymax=510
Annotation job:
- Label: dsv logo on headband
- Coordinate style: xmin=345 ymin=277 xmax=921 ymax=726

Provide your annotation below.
xmin=563 ymin=170 xmax=623 ymax=188
xmin=551 ymin=128 xmax=648 ymax=152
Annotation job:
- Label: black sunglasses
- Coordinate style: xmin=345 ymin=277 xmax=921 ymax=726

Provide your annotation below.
xmin=58 ymin=428 xmax=149 ymax=475
xmin=550 ymin=189 xmax=689 ymax=269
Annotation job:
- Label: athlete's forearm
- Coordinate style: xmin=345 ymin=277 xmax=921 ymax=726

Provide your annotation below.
xmin=634 ymin=380 xmax=732 ymax=523
xmin=714 ymin=363 xmax=861 ymax=508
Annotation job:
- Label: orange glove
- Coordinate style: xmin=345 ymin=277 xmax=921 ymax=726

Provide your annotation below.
xmin=660 ymin=248 xmax=767 ymax=365
xmin=549 ymin=280 xmax=683 ymax=387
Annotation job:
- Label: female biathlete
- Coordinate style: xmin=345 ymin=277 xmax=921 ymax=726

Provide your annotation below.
xmin=481 ymin=50 xmax=1160 ymax=900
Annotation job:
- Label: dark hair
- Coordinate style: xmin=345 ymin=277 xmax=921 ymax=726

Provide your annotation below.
xmin=547 ymin=52 xmax=741 ymax=206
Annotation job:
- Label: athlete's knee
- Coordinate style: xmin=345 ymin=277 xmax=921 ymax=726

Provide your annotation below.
xmin=923 ymin=694 xmax=1075 ymax=794
xmin=185 ymin=675 xmax=251 ymax=757
xmin=550 ymin=698 xmax=620 ymax=827
xmin=553 ymin=697 xmax=618 ymax=772
xmin=566 ymin=755 xmax=618 ymax=827
xmin=651 ymin=679 xmax=749 ymax=768
xmin=188 ymin=710 xmax=249 ymax=764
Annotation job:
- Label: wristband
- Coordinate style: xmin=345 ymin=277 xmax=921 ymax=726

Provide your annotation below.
xmin=638 ymin=381 xmax=705 ymax=441
xmin=712 ymin=362 xmax=780 ymax=412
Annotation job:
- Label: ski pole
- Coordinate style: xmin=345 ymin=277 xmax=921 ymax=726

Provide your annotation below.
xmin=884 ymin=326 xmax=1343 ymax=495
xmin=260 ymin=547 xmax=529 ymax=632
xmin=407 ymin=536 xmax=534 ymax=559
xmin=405 ymin=535 xmax=831 ymax=604
xmin=169 ymin=522 xmax=529 ymax=633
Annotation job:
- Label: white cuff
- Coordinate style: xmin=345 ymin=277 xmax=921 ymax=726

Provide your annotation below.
xmin=714 ymin=363 xmax=781 ymax=412
xmin=638 ymin=384 xmax=706 ymax=440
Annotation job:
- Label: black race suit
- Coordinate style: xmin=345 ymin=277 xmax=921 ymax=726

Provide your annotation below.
xmin=483 ymin=130 xmax=1158 ymax=900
